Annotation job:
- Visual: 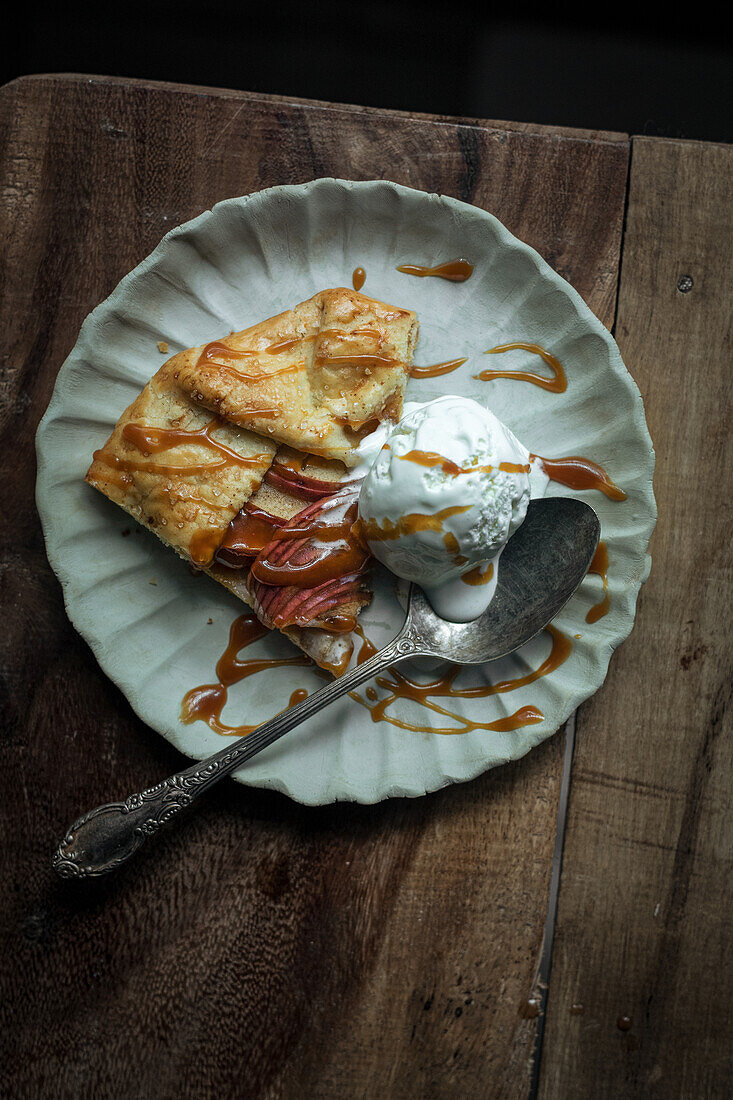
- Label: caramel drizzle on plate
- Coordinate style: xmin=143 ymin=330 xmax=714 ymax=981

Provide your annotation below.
xmin=180 ymin=616 xmax=573 ymax=740
xmin=531 ymin=454 xmax=627 ymax=501
xmin=397 ymin=259 xmax=474 ymax=282
xmin=409 ymin=357 xmax=467 ymax=379
xmin=349 ymin=624 xmax=572 ymax=735
xmin=180 ymin=613 xmax=310 ymax=737
xmin=352 ymin=267 xmax=366 ymax=291
xmin=475 ymin=342 xmax=567 ymax=392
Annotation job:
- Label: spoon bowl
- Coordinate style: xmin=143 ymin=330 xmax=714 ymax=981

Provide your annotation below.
xmin=407 ymin=497 xmax=600 ymax=664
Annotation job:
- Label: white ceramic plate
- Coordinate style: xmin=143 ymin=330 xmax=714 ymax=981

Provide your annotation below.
xmin=35 ymin=179 xmax=656 ymax=805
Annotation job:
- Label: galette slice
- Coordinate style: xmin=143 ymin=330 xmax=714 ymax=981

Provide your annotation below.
xmin=171 ymin=288 xmax=418 ymax=464
xmin=86 ymin=362 xmax=277 ymax=566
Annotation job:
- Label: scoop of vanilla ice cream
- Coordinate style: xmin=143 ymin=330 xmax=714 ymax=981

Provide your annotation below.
xmin=358 ymin=396 xmax=533 ymax=617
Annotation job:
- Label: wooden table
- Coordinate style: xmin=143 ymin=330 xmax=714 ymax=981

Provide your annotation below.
xmin=1 ymin=74 xmax=730 ymax=1099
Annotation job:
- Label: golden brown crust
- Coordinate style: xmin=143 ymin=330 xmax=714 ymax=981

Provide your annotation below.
xmin=85 ymin=363 xmax=277 ymax=565
xmin=172 ymin=289 xmax=418 ymax=464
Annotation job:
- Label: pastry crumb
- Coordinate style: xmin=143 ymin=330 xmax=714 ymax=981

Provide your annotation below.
xmin=157 ymin=341 xmax=169 ymax=354
xmin=149 ymin=578 xmax=158 ymax=586
xmin=207 ymin=617 xmax=213 ymax=624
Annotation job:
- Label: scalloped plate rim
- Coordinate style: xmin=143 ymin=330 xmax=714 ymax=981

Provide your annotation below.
xmin=35 ymin=178 xmax=657 ymax=805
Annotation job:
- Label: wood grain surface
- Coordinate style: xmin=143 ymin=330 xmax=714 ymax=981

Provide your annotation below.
xmin=0 ymin=72 xmax=673 ymax=1100
xmin=538 ymin=136 xmax=733 ymax=1099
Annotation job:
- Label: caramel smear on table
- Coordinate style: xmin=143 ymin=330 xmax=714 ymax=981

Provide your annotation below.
xmin=475 ymin=342 xmax=567 ymax=392
xmin=409 ymin=357 xmax=468 ymax=379
xmin=181 ymin=613 xmax=309 ymax=736
xmin=352 ymin=266 xmax=366 ymax=291
xmin=349 ymin=623 xmax=571 ymax=735
xmin=397 ymin=259 xmax=474 ymax=282
xmin=586 ymin=540 xmax=610 ymax=623
xmin=520 ymin=998 xmax=541 ymax=1020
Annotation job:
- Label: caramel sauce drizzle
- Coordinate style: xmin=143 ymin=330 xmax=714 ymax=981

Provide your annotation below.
xmin=270 ymin=516 xmax=357 ymax=545
xmin=315 ymin=352 xmax=399 ymax=370
xmin=443 ymin=531 xmax=461 ymax=556
xmin=264 ymin=336 xmax=302 ymax=355
xmin=93 ymin=422 xmax=274 ymax=487
xmin=409 ymin=357 xmax=467 ymax=379
xmin=531 ymin=454 xmax=627 ymax=501
xmin=180 ymin=613 xmax=309 ymax=736
xmin=397 ymin=259 xmax=474 ymax=282
xmin=444 ymin=529 xmax=468 ymax=566
xmin=251 ymin=499 xmax=369 ymax=588
xmin=120 ymin=421 xmax=271 ymax=469
xmin=461 ymin=561 xmax=494 ymax=587
xmin=189 ymin=528 xmax=226 ymax=566
xmin=476 ymin=342 xmax=567 ymax=393
xmin=353 ymin=624 xmax=378 ymax=665
xmin=181 ymin=615 xmax=570 ymax=741
xmin=196 ymin=341 xmax=297 ymax=393
xmin=198 ymin=340 xmax=258 ymax=362
xmin=400 ymin=449 xmax=463 ymax=476
xmin=352 ymin=267 xmax=366 ymax=291
xmin=399 ymin=450 xmax=530 ymax=478
xmin=362 ymin=504 xmax=471 ymax=543
xmin=586 ymin=540 xmax=610 ymax=623
xmin=251 ymin=544 xmax=367 ymax=589
xmin=319 ymin=614 xmax=358 ymax=634
xmin=199 ymin=328 xmax=385 ymax=381
xmin=349 ymin=624 xmax=570 ymax=735
xmin=215 ymin=504 xmax=285 ymax=563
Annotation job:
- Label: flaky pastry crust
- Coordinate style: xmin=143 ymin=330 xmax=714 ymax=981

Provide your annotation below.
xmin=171 ymin=288 xmax=418 ymax=464
xmin=86 ymin=363 xmax=277 ymax=565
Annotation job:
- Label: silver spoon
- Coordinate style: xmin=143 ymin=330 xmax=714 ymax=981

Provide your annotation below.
xmin=53 ymin=497 xmax=599 ymax=878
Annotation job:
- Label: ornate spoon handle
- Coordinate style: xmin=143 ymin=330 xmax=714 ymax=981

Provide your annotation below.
xmin=53 ymin=625 xmax=421 ymax=878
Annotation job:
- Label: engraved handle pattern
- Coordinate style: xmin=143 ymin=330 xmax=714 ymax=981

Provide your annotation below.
xmin=53 ymin=620 xmax=423 ymax=878
xmin=52 ymin=746 xmax=251 ymax=878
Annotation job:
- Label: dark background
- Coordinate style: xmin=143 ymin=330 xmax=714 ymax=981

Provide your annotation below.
xmin=4 ymin=4 xmax=732 ymax=142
